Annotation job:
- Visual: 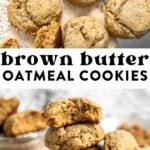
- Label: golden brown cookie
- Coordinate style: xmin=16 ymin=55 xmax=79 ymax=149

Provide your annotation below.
xmin=105 ymin=0 xmax=150 ymax=39
xmin=63 ymin=16 xmax=109 ymax=48
xmin=3 ymin=110 xmax=47 ymax=137
xmin=45 ymin=124 xmax=105 ymax=150
xmin=43 ymin=97 xmax=102 ymax=128
xmin=0 ymin=38 xmax=20 ymax=48
xmin=34 ymin=21 xmax=62 ymax=48
xmin=67 ymin=0 xmax=97 ymax=7
xmin=119 ymin=123 xmax=150 ymax=147
xmin=7 ymin=0 xmax=63 ymax=34
xmin=104 ymin=130 xmax=140 ymax=150
xmin=0 ymin=97 xmax=19 ymax=126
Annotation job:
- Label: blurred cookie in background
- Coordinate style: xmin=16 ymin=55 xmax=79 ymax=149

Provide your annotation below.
xmin=119 ymin=123 xmax=150 ymax=147
xmin=0 ymin=97 xmax=19 ymax=127
xmin=3 ymin=110 xmax=47 ymax=137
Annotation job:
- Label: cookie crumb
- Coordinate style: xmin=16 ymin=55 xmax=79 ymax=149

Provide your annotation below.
xmin=34 ymin=21 xmax=62 ymax=48
xmin=0 ymin=38 xmax=20 ymax=48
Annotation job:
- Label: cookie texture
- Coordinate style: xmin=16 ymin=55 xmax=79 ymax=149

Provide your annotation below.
xmin=43 ymin=97 xmax=102 ymax=128
xmin=68 ymin=0 xmax=96 ymax=7
xmin=119 ymin=123 xmax=150 ymax=147
xmin=34 ymin=21 xmax=62 ymax=48
xmin=0 ymin=38 xmax=20 ymax=48
xmin=0 ymin=97 xmax=19 ymax=126
xmin=104 ymin=130 xmax=140 ymax=150
xmin=3 ymin=110 xmax=47 ymax=137
xmin=45 ymin=124 xmax=105 ymax=150
xmin=63 ymin=16 xmax=109 ymax=48
xmin=105 ymin=0 xmax=150 ymax=39
xmin=7 ymin=0 xmax=63 ymax=34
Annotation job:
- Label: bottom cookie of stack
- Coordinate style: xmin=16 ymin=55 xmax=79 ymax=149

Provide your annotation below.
xmin=45 ymin=124 xmax=104 ymax=150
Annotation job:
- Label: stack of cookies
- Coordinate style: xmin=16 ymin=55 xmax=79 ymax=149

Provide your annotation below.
xmin=43 ymin=97 xmax=105 ymax=150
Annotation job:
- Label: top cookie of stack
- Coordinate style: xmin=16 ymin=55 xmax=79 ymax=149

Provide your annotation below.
xmin=43 ymin=97 xmax=102 ymax=128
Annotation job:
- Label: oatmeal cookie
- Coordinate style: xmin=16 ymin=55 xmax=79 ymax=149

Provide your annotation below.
xmin=105 ymin=0 xmax=150 ymax=39
xmin=3 ymin=110 xmax=47 ymax=137
xmin=0 ymin=97 xmax=19 ymax=126
xmin=34 ymin=21 xmax=62 ymax=48
xmin=63 ymin=16 xmax=109 ymax=48
xmin=119 ymin=123 xmax=150 ymax=147
xmin=43 ymin=97 xmax=102 ymax=128
xmin=0 ymin=38 xmax=20 ymax=48
xmin=67 ymin=0 xmax=97 ymax=7
xmin=45 ymin=124 xmax=105 ymax=150
xmin=104 ymin=130 xmax=140 ymax=150
xmin=7 ymin=0 xmax=63 ymax=34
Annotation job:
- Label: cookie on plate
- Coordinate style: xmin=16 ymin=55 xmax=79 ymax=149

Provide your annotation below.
xmin=67 ymin=0 xmax=97 ymax=7
xmin=45 ymin=124 xmax=105 ymax=150
xmin=63 ymin=16 xmax=109 ymax=48
xmin=105 ymin=0 xmax=150 ymax=39
xmin=43 ymin=97 xmax=102 ymax=128
xmin=0 ymin=38 xmax=20 ymax=48
xmin=34 ymin=21 xmax=62 ymax=48
xmin=3 ymin=110 xmax=47 ymax=137
xmin=104 ymin=130 xmax=140 ymax=150
xmin=7 ymin=0 xmax=63 ymax=34
xmin=0 ymin=97 xmax=19 ymax=126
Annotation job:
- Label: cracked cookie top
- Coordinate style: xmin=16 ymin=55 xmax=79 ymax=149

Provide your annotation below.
xmin=105 ymin=0 xmax=150 ymax=39
xmin=7 ymin=0 xmax=63 ymax=34
xmin=63 ymin=16 xmax=109 ymax=48
xmin=0 ymin=97 xmax=19 ymax=126
xmin=45 ymin=124 xmax=105 ymax=150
